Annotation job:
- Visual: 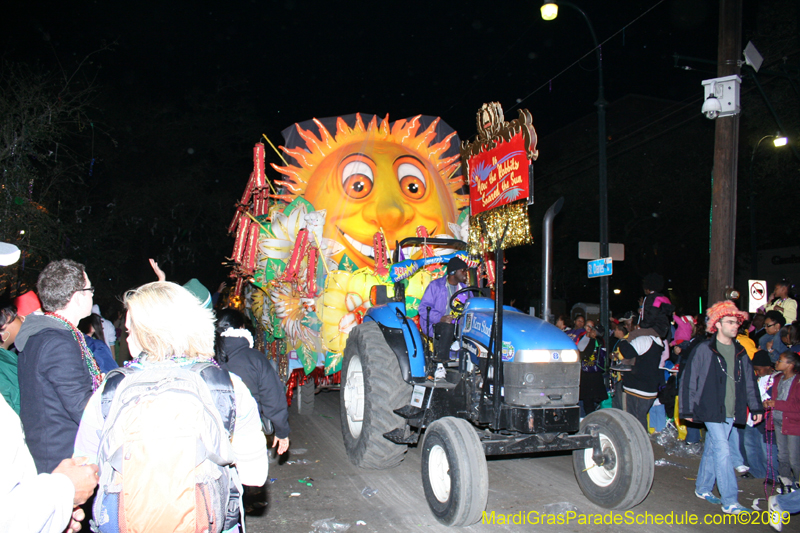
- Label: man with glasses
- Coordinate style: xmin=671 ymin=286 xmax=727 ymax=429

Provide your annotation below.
xmin=679 ymin=300 xmax=764 ymax=515
xmin=760 ymin=310 xmax=788 ymax=363
xmin=15 ymin=260 xmax=97 ymax=474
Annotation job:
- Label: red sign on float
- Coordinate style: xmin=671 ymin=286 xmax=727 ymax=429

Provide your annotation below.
xmin=467 ymin=132 xmax=530 ymax=215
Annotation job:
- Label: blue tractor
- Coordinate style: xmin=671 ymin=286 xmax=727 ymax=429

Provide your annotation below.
xmin=339 ymin=237 xmax=654 ymax=526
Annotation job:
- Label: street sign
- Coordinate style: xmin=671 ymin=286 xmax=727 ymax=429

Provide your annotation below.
xmin=578 ymin=242 xmax=625 ymax=261
xmin=588 ymin=257 xmax=613 ymax=278
xmin=748 ymin=279 xmax=767 ymax=313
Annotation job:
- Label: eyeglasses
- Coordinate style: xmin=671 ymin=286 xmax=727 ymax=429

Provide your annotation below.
xmin=76 ymin=286 xmax=95 ymax=295
xmin=765 ymin=322 xmax=778 ymax=328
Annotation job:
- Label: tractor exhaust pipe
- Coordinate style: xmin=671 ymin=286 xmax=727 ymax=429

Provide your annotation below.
xmin=542 ymin=197 xmax=564 ymax=323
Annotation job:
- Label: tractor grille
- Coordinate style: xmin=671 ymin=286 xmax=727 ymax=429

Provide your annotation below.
xmin=503 ymin=362 xmax=580 ymax=407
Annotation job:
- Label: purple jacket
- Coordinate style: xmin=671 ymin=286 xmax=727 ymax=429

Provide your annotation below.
xmin=418 ymin=276 xmax=469 ymax=337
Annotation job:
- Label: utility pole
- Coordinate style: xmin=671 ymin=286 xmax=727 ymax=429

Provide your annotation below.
xmin=708 ymin=0 xmax=742 ymax=304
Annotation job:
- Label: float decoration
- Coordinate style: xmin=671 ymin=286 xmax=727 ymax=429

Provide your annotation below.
xmin=461 ymin=103 xmax=537 ymax=255
xmin=230 ymin=113 xmax=469 ymax=382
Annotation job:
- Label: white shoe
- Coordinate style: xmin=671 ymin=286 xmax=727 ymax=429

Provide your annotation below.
xmin=735 ymin=465 xmax=750 ymax=474
xmin=434 ymin=364 xmax=446 ymax=380
xmin=768 ymin=495 xmax=783 ymax=532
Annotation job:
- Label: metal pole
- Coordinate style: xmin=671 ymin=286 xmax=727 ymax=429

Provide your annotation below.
xmin=542 ymin=197 xmax=564 ymax=323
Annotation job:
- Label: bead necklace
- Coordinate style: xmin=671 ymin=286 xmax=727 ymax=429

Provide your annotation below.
xmin=45 ymin=312 xmax=103 ymax=392
xmin=717 ymin=351 xmax=741 ymax=383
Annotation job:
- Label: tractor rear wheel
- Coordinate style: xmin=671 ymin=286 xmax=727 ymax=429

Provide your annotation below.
xmin=340 ymin=321 xmax=411 ymax=469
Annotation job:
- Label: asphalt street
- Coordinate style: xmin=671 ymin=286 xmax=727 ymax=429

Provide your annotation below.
xmin=244 ymin=390 xmax=784 ymax=533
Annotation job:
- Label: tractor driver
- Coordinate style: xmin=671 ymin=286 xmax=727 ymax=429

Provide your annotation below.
xmin=419 ymin=257 xmax=471 ymax=338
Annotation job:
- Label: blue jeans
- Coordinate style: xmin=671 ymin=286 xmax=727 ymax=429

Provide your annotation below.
xmin=697 ymin=418 xmax=739 ymax=507
xmin=743 ymin=424 xmax=767 ymax=478
xmin=728 ymin=424 xmax=745 ymax=468
xmin=685 ymin=424 xmax=702 ymax=444
xmin=774 ymin=486 xmax=800 ymax=513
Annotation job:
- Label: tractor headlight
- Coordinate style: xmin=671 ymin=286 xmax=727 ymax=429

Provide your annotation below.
xmin=515 ymin=350 xmax=555 ymax=363
xmin=513 ymin=349 xmax=579 ymax=363
xmin=560 ymin=349 xmax=579 ymax=362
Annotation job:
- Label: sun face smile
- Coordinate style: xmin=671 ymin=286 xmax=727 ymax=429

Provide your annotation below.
xmin=271 ymin=114 xmax=467 ymax=268
xmin=336 ymin=225 xmax=436 ymax=261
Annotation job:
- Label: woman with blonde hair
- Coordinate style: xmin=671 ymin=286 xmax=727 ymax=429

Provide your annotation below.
xmin=74 ymin=282 xmax=267 ymax=532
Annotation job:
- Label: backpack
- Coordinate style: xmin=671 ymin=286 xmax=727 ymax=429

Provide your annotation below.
xmin=91 ymin=362 xmax=243 ymax=533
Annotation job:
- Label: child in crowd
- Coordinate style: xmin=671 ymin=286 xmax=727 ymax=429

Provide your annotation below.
xmin=742 ymin=351 xmax=776 ymax=479
xmin=765 ymin=351 xmax=800 ymax=492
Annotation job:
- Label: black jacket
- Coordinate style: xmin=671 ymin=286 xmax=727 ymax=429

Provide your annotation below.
xmin=15 ymin=314 xmax=93 ymax=473
xmin=218 ymin=335 xmax=290 ymax=439
xmin=679 ymin=338 xmax=764 ymax=424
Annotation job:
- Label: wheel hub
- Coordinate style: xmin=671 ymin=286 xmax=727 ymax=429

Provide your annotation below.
xmin=583 ymin=433 xmax=618 ymax=487
xmin=344 ymin=355 xmax=365 ymax=438
xmin=428 ymin=444 xmax=451 ymax=503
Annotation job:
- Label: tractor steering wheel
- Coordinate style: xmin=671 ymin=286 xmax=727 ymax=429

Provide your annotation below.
xmin=449 ymin=286 xmax=485 ymax=314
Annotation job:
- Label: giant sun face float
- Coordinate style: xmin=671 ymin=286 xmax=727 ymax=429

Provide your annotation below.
xmin=237 ymin=113 xmax=470 ymax=378
xmin=271 ymin=114 xmax=468 ymax=267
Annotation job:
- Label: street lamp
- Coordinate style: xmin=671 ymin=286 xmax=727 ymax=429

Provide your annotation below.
xmin=541 ymin=1 xmax=609 ymax=343
xmin=749 ymin=133 xmax=788 ymax=278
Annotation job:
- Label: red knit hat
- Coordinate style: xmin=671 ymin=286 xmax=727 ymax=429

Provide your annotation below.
xmin=13 ymin=291 xmax=42 ymax=317
xmin=706 ymin=300 xmax=748 ymax=333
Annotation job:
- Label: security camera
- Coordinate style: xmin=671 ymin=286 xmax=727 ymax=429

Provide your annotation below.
xmin=701 ymin=76 xmax=740 ymax=119
xmin=702 ymin=95 xmax=722 ymax=120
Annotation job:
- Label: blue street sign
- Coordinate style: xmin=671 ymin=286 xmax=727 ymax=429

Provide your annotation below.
xmin=587 ymin=257 xmax=613 ymax=278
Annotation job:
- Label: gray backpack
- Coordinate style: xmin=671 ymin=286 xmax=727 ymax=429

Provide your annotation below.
xmin=92 ymin=362 xmax=243 ymax=533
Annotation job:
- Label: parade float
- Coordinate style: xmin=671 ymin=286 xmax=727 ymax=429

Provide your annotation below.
xmin=226 ymin=113 xmax=471 ymax=409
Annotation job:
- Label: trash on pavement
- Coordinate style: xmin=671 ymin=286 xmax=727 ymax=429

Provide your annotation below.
xmin=543 ymin=502 xmax=578 ymax=516
xmin=361 ymin=486 xmax=378 ymax=498
xmin=310 ymin=518 xmax=351 ymax=532
xmin=653 ymin=422 xmax=703 ymax=457
xmin=654 ymin=458 xmax=688 ymax=468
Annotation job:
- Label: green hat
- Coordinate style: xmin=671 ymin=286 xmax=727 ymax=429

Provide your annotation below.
xmin=183 ymin=278 xmax=212 ymax=309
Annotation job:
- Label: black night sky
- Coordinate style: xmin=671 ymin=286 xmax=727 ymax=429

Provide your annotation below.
xmin=2 ymin=0 xmax=797 ymax=317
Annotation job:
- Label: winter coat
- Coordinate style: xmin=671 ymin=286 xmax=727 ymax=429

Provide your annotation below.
xmin=85 ymin=335 xmax=118 ymax=374
xmin=768 ymin=374 xmax=800 ymax=436
xmin=15 ymin=315 xmax=93 ymax=474
xmin=679 ymin=338 xmax=764 ymax=425
xmin=217 ymin=334 xmax=290 ymax=439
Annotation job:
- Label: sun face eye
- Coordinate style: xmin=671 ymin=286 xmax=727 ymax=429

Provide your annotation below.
xmin=341 ymin=159 xmax=374 ymax=199
xmin=396 ymin=161 xmax=427 ymax=200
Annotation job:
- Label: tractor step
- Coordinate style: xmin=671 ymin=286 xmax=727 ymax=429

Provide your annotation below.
xmin=394 ymin=405 xmax=425 ymax=419
xmin=383 ymin=427 xmax=420 ymax=444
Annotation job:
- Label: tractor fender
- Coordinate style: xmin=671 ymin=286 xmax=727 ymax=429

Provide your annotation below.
xmin=364 ymin=302 xmax=426 ymax=380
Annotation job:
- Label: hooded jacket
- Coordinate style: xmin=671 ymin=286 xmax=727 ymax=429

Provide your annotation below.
xmin=217 ymin=334 xmax=290 ymax=439
xmin=679 ymin=338 xmax=763 ymax=424
xmin=15 ymin=314 xmax=93 ymax=474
